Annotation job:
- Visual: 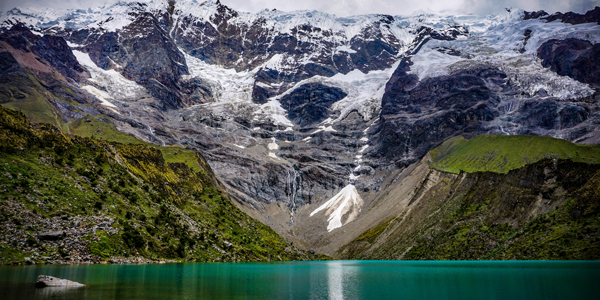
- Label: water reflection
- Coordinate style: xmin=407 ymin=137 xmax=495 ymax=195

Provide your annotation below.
xmin=34 ymin=286 xmax=84 ymax=299
xmin=328 ymin=263 xmax=344 ymax=300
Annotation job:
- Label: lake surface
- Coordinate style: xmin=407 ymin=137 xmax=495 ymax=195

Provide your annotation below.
xmin=1 ymin=261 xmax=599 ymax=299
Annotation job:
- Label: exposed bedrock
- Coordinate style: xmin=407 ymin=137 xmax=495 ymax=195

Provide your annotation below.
xmin=524 ymin=6 xmax=600 ymax=25
xmin=279 ymin=83 xmax=347 ymax=126
xmin=81 ymin=12 xmax=213 ymax=109
xmin=537 ymin=38 xmax=600 ymax=88
xmin=0 ymin=24 xmax=88 ymax=82
xmin=369 ymin=56 xmax=600 ymax=168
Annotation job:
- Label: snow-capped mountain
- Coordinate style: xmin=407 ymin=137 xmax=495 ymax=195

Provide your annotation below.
xmin=1 ymin=1 xmax=599 ymax=255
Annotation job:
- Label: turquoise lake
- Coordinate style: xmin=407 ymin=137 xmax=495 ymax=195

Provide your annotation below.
xmin=1 ymin=261 xmax=599 ymax=299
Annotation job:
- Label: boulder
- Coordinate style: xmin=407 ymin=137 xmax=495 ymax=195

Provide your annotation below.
xmin=37 ymin=231 xmax=66 ymax=241
xmin=35 ymin=275 xmax=84 ymax=288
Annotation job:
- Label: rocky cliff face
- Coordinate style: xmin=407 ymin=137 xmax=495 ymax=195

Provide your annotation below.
xmin=0 ymin=24 xmax=88 ymax=82
xmin=537 ymin=38 xmax=600 ymax=88
xmin=1 ymin=1 xmax=599 ymax=257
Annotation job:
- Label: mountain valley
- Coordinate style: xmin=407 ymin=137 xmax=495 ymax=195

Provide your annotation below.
xmin=0 ymin=0 xmax=599 ymax=262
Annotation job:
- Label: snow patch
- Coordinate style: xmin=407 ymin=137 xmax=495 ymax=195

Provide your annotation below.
xmin=183 ymin=51 xmax=255 ymax=103
xmin=81 ymin=85 xmax=118 ymax=111
xmin=73 ymin=50 xmax=148 ymax=101
xmin=335 ymin=45 xmax=356 ymax=54
xmin=255 ymin=98 xmax=294 ymax=127
xmin=267 ymin=138 xmax=279 ymax=151
xmin=312 ymin=125 xmax=336 ymax=134
xmin=359 ymin=145 xmax=369 ymax=153
xmin=310 ymin=184 xmax=364 ymax=232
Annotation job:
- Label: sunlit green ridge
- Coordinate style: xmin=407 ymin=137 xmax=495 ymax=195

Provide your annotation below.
xmin=430 ymin=135 xmax=600 ymax=174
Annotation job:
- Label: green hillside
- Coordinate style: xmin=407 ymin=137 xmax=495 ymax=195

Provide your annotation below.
xmin=0 ymin=106 xmax=319 ymax=265
xmin=430 ymin=135 xmax=600 ymax=174
xmin=69 ymin=116 xmax=203 ymax=172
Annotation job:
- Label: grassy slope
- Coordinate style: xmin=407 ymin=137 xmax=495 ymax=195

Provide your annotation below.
xmin=341 ymin=159 xmax=600 ymax=260
xmin=402 ymin=160 xmax=600 ymax=260
xmin=340 ymin=135 xmax=600 ymax=260
xmin=69 ymin=116 xmax=204 ymax=172
xmin=0 ymin=106 xmax=318 ymax=264
xmin=430 ymin=135 xmax=600 ymax=174
xmin=69 ymin=117 xmax=146 ymax=145
xmin=0 ymin=72 xmax=66 ymax=132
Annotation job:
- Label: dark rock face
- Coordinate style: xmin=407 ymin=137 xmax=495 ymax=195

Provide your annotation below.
xmin=0 ymin=51 xmax=21 ymax=77
xmin=406 ymin=25 xmax=469 ymax=56
xmin=537 ymin=38 xmax=600 ymax=87
xmin=82 ymin=12 xmax=198 ymax=109
xmin=179 ymin=77 xmax=213 ymax=106
xmin=559 ymin=104 xmax=590 ymax=129
xmin=30 ymin=35 xmax=87 ymax=81
xmin=252 ymin=64 xmax=338 ymax=104
xmin=517 ymin=100 xmax=560 ymax=130
xmin=279 ymin=83 xmax=347 ymax=126
xmin=251 ymin=83 xmax=276 ymax=104
xmin=523 ymin=10 xmax=549 ymax=20
xmin=0 ymin=23 xmax=39 ymax=52
xmin=524 ymin=6 xmax=600 ymax=25
xmin=543 ymin=6 xmax=600 ymax=25
xmin=0 ymin=25 xmax=88 ymax=82
xmin=374 ymin=61 xmax=504 ymax=165
xmin=0 ymin=52 xmax=30 ymax=104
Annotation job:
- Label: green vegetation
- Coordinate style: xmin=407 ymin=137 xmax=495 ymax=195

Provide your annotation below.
xmin=0 ymin=72 xmax=65 ymax=131
xmin=69 ymin=116 xmax=204 ymax=172
xmin=402 ymin=161 xmax=600 ymax=260
xmin=0 ymin=106 xmax=316 ymax=264
xmin=430 ymin=135 xmax=600 ymax=174
xmin=341 ymin=158 xmax=600 ymax=260
xmin=355 ymin=218 xmax=394 ymax=244
xmin=69 ymin=117 xmax=145 ymax=145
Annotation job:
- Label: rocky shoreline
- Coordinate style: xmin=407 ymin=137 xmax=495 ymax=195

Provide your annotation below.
xmin=0 ymin=199 xmax=180 ymax=266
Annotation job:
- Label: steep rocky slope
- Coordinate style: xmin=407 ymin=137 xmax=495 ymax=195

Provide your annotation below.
xmin=338 ymin=135 xmax=600 ymax=260
xmin=0 ymin=106 xmax=318 ymax=265
xmin=1 ymin=1 xmax=599 ymax=256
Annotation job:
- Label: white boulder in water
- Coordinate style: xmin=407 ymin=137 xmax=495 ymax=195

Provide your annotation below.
xmin=35 ymin=275 xmax=85 ymax=288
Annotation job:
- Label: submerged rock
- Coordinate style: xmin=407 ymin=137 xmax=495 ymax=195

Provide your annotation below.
xmin=35 ymin=275 xmax=84 ymax=288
